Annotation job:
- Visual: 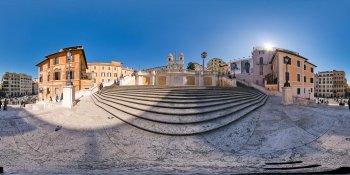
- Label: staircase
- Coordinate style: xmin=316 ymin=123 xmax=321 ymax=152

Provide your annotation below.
xmin=91 ymin=85 xmax=268 ymax=135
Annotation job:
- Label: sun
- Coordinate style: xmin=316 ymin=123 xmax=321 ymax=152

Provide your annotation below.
xmin=264 ymin=43 xmax=274 ymax=51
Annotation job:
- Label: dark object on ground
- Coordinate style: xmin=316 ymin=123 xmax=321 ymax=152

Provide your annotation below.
xmin=266 ymin=161 xmax=303 ymax=165
xmin=55 ymin=125 xmax=62 ymax=131
xmin=242 ymin=166 xmax=350 ymax=174
xmin=0 ymin=166 xmax=3 ymax=173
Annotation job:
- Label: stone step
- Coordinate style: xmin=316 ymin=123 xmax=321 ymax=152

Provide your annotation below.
xmin=91 ymin=94 xmax=268 ymax=135
xmin=99 ymin=92 xmax=259 ymax=104
xmin=97 ymin=92 xmax=262 ymax=108
xmin=102 ymin=90 xmax=259 ymax=100
xmin=104 ymin=86 xmax=253 ymax=92
xmin=92 ymin=93 xmax=266 ymax=123
xmin=103 ymin=85 xmax=254 ymax=92
xmin=104 ymin=90 xmax=255 ymax=97
xmin=104 ymin=86 xmax=247 ymax=90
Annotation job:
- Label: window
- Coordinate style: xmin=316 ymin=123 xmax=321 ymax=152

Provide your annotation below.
xmin=55 ymin=88 xmax=59 ymax=95
xmin=297 ymin=74 xmax=300 ymax=82
xmin=311 ymin=88 xmax=313 ymax=93
xmin=304 ymin=65 xmax=306 ymax=70
xmin=66 ymin=71 xmax=74 ymax=79
xmin=54 ymin=57 xmax=59 ymax=65
xmin=101 ymin=72 xmax=105 ymax=77
xmin=40 ymin=66 xmax=43 ymax=71
xmin=108 ymin=79 xmax=110 ymax=83
xmin=304 ymin=76 xmax=306 ymax=82
xmin=310 ymin=78 xmax=314 ymax=83
xmin=39 ymin=75 xmax=43 ymax=82
xmin=297 ymin=88 xmax=301 ymax=95
xmin=114 ymin=73 xmax=117 ymax=77
xmin=54 ymin=72 xmax=60 ymax=80
xmin=108 ymin=67 xmax=110 ymax=70
xmin=297 ymin=60 xmax=300 ymax=67
xmin=102 ymin=66 xmax=104 ymax=70
xmin=94 ymin=66 xmax=96 ymax=70
xmin=47 ymin=74 xmax=50 ymax=81
xmin=304 ymin=88 xmax=305 ymax=93
xmin=259 ymin=57 xmax=263 ymax=65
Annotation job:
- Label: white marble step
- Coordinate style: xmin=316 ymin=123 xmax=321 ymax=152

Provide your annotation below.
xmin=97 ymin=92 xmax=262 ymax=108
xmin=100 ymin=92 xmax=260 ymax=104
xmin=92 ymin=93 xmax=266 ymax=123
xmin=105 ymin=90 xmax=255 ymax=97
xmin=91 ymin=94 xmax=268 ymax=135
xmin=102 ymin=91 xmax=258 ymax=100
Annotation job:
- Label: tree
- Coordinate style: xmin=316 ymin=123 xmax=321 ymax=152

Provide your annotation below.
xmin=187 ymin=62 xmax=195 ymax=70
xmin=201 ymin=51 xmax=207 ymax=72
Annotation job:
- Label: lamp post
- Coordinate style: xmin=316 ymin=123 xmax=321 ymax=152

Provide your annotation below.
xmin=232 ymin=63 xmax=237 ymax=78
xmin=283 ymin=56 xmax=291 ymax=87
xmin=66 ymin=51 xmax=72 ymax=86
xmin=201 ymin=51 xmax=207 ymax=74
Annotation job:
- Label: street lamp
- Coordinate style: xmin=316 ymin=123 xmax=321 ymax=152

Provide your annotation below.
xmin=231 ymin=63 xmax=238 ymax=78
xmin=201 ymin=51 xmax=207 ymax=74
xmin=66 ymin=51 xmax=72 ymax=86
xmin=283 ymin=56 xmax=291 ymax=87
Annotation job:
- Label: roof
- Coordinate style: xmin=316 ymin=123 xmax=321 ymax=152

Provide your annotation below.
xmin=270 ymin=48 xmax=316 ymax=67
xmin=305 ymin=61 xmax=317 ymax=68
xmin=35 ymin=46 xmax=87 ymax=67
xmin=88 ymin=61 xmax=122 ymax=66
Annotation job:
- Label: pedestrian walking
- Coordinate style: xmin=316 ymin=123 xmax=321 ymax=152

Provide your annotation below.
xmin=99 ymin=82 xmax=104 ymax=94
xmin=55 ymin=95 xmax=59 ymax=102
xmin=3 ymin=99 xmax=8 ymax=111
xmin=50 ymin=96 xmax=52 ymax=102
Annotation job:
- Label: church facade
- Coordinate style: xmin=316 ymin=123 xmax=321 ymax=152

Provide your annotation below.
xmin=134 ymin=53 xmax=235 ymax=87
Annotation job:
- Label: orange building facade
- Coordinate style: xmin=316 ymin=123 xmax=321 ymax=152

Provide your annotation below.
xmin=271 ymin=49 xmax=316 ymax=99
xmin=36 ymin=46 xmax=93 ymax=101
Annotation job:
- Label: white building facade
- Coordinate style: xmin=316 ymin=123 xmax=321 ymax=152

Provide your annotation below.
xmin=1 ymin=72 xmax=32 ymax=97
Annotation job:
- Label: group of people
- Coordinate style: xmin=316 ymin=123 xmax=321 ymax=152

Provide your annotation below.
xmin=49 ymin=94 xmax=63 ymax=103
xmin=317 ymin=98 xmax=329 ymax=104
xmin=0 ymin=99 xmax=8 ymax=111
xmin=317 ymin=97 xmax=350 ymax=110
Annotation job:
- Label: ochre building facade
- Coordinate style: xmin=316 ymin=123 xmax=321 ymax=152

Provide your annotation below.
xmin=36 ymin=46 xmax=93 ymax=101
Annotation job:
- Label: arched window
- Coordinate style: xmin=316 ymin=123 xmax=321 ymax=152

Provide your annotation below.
xmin=244 ymin=62 xmax=250 ymax=73
xmin=259 ymin=57 xmax=263 ymax=65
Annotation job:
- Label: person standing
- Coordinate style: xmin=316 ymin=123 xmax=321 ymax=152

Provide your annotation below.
xmin=348 ymin=100 xmax=350 ymax=111
xmin=55 ymin=95 xmax=59 ymax=102
xmin=0 ymin=99 xmax=2 ymax=111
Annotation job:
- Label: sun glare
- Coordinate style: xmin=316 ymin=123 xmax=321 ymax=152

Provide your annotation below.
xmin=264 ymin=43 xmax=274 ymax=51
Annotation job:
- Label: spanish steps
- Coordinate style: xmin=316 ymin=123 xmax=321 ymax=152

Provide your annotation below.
xmin=91 ymin=85 xmax=268 ymax=135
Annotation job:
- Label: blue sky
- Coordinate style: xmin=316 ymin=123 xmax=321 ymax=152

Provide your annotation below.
xmin=0 ymin=0 xmax=349 ymax=82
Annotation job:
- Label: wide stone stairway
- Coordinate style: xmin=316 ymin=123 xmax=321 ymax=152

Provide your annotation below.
xmin=91 ymin=85 xmax=268 ymax=135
